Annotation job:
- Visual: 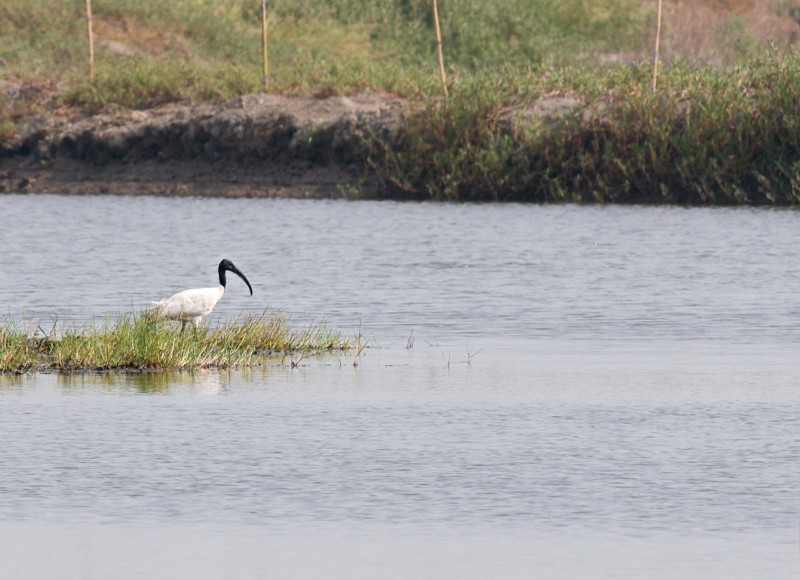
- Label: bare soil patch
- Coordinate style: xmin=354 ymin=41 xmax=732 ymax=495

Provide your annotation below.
xmin=657 ymin=0 xmax=799 ymax=64
xmin=0 ymin=91 xmax=408 ymax=197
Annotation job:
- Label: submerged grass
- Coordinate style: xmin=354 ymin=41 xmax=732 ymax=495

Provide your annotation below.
xmin=0 ymin=312 xmax=350 ymax=374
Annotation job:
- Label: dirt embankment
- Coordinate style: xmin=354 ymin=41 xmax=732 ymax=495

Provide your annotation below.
xmin=0 ymin=91 xmax=409 ymax=197
xmin=3 ymin=1 xmax=799 ymax=198
xmin=0 ymin=89 xmax=595 ymax=198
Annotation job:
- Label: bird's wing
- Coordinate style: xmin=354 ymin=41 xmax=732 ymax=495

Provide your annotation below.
xmin=155 ymin=287 xmax=221 ymax=319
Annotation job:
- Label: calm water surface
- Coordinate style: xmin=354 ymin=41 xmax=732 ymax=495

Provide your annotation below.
xmin=0 ymin=195 xmax=798 ymax=579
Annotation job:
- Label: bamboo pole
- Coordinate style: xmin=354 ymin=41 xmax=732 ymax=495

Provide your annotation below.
xmin=260 ymin=0 xmax=269 ymax=88
xmin=85 ymin=0 xmax=95 ymax=82
xmin=652 ymin=0 xmax=663 ymax=93
xmin=432 ymin=0 xmax=448 ymax=99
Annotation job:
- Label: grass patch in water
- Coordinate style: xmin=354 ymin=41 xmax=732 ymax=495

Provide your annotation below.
xmin=0 ymin=312 xmax=350 ymax=373
xmin=0 ymin=324 xmax=39 ymax=374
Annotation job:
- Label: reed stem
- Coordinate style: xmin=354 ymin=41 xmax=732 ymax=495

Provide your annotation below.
xmin=433 ymin=0 xmax=448 ymax=99
xmin=652 ymin=0 xmax=663 ymax=93
xmin=260 ymin=0 xmax=269 ymax=88
xmin=85 ymin=0 xmax=94 ymax=82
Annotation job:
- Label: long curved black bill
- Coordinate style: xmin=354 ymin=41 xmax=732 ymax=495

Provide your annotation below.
xmin=229 ymin=266 xmax=253 ymax=296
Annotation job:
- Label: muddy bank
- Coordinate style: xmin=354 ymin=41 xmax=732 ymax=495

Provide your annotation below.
xmin=1 ymin=89 xmax=588 ymax=198
xmin=0 ymin=91 xmax=412 ymax=197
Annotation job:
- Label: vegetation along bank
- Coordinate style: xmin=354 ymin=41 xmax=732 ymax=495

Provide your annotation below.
xmin=2 ymin=0 xmax=800 ymax=204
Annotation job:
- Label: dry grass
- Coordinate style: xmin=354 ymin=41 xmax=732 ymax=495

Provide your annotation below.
xmin=656 ymin=0 xmax=800 ymax=64
xmin=93 ymin=16 xmax=193 ymax=60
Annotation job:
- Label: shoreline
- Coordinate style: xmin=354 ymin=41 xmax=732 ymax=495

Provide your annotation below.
xmin=3 ymin=76 xmax=800 ymax=205
xmin=1 ymin=90 xmax=409 ymax=199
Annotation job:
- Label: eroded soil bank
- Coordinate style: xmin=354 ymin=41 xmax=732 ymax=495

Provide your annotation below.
xmin=0 ymin=91 xmax=411 ymax=198
xmin=0 ymin=88 xmax=591 ymax=198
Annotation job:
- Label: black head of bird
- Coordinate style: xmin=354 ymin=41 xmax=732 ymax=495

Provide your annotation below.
xmin=218 ymin=259 xmax=253 ymax=296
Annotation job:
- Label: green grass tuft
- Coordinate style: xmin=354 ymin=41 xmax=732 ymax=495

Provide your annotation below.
xmin=0 ymin=325 xmax=38 ymax=374
xmin=0 ymin=311 xmax=350 ymax=373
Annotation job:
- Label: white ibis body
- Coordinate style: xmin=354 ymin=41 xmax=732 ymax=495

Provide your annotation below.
xmin=154 ymin=259 xmax=253 ymax=329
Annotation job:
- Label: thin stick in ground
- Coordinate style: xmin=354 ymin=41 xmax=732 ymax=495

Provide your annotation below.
xmin=433 ymin=0 xmax=448 ymax=99
xmin=85 ymin=0 xmax=94 ymax=82
xmin=652 ymin=0 xmax=663 ymax=93
xmin=260 ymin=0 xmax=269 ymax=88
